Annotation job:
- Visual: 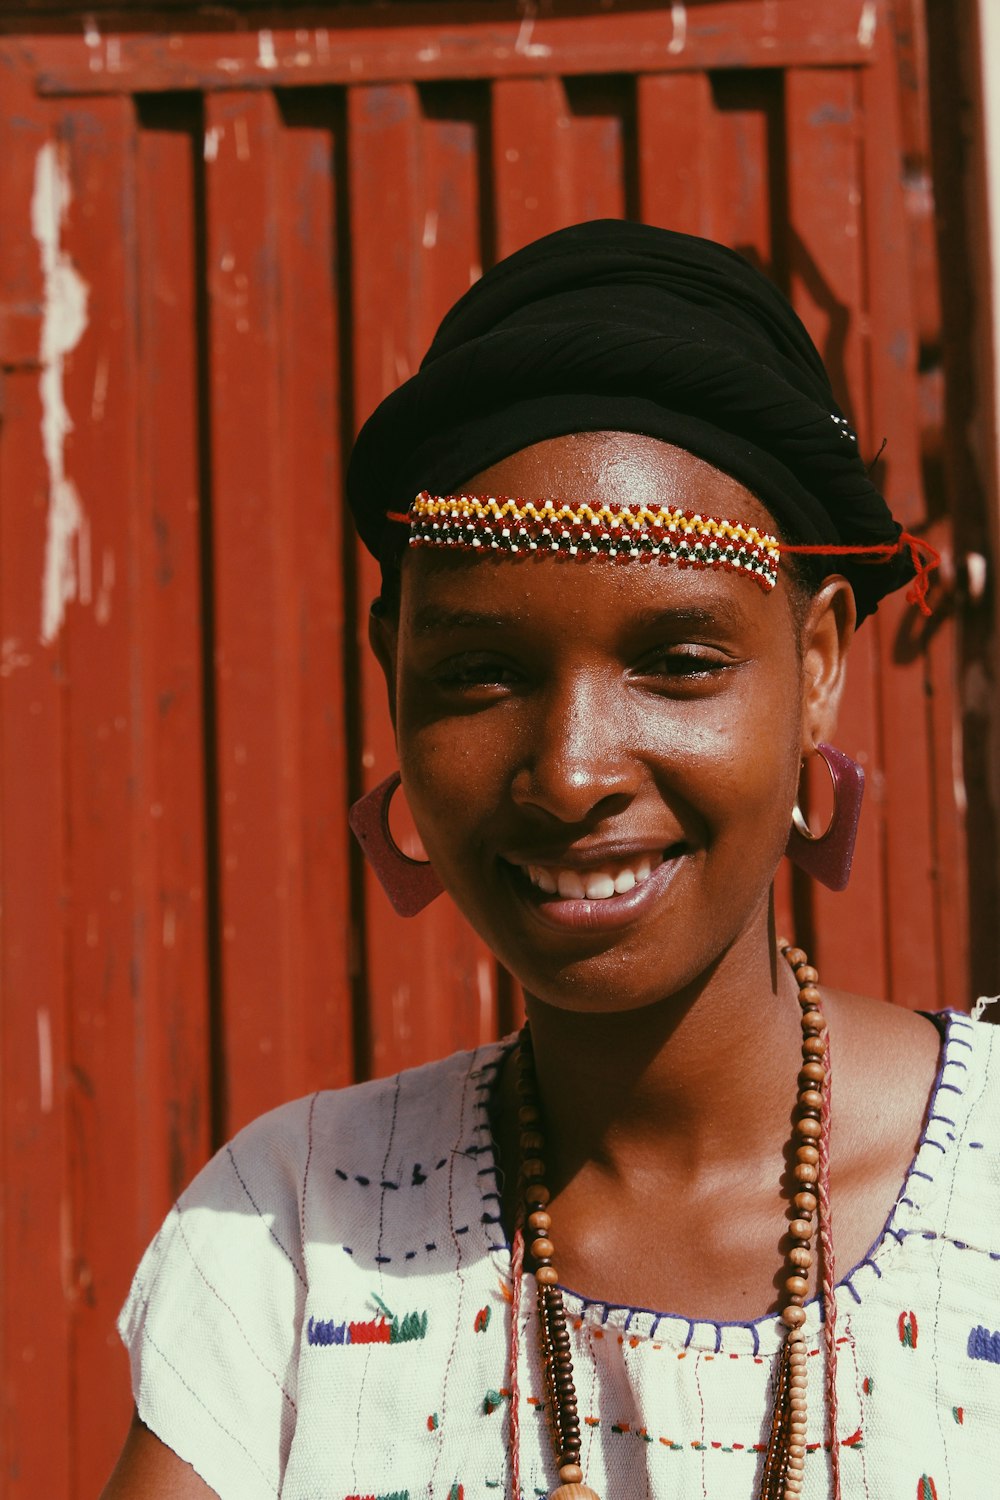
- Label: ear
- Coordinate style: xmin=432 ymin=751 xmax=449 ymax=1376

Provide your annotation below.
xmin=368 ymin=601 xmax=399 ymax=732
xmin=799 ymin=576 xmax=856 ymax=754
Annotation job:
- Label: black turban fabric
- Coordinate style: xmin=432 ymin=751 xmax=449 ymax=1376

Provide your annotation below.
xmin=346 ymin=219 xmax=914 ymax=622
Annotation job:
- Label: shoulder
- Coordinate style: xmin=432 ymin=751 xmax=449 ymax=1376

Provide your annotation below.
xmin=149 ymin=1039 xmax=503 ymax=1269
xmin=116 ymin=1041 xmax=507 ymax=1500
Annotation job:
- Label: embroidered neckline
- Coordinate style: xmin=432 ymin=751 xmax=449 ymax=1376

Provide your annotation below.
xmin=471 ymin=1009 xmax=978 ymax=1357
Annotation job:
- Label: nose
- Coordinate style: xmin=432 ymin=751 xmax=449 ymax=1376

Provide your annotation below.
xmin=509 ymin=673 xmax=639 ymax=824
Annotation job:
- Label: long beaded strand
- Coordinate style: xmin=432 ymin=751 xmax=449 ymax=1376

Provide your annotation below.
xmin=515 ymin=1029 xmax=599 ymax=1500
xmin=511 ymin=943 xmax=836 ymax=1500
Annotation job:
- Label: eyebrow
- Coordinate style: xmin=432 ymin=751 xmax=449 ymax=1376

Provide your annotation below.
xmin=410 ymin=606 xmax=518 ymax=635
xmin=630 ymin=601 xmax=753 ymax=633
xmin=410 ymin=599 xmax=754 ymax=637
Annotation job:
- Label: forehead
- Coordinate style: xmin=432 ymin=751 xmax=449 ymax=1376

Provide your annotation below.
xmin=461 ymin=431 xmax=780 ymax=538
xmin=397 ymin=431 xmax=795 ymax=633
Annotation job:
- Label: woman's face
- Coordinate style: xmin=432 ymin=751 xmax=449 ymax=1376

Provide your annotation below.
xmin=375 ymin=432 xmax=850 ymax=1012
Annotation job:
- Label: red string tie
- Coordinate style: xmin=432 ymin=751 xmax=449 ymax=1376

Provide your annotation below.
xmin=782 ymin=531 xmax=941 ymax=617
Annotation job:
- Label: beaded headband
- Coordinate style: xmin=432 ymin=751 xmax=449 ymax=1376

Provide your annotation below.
xmin=385 ymin=492 xmax=941 ymax=615
xmin=389 ymin=491 xmax=781 ymax=591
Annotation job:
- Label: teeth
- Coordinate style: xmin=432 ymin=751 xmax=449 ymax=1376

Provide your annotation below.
xmin=520 ymin=853 xmax=667 ymax=900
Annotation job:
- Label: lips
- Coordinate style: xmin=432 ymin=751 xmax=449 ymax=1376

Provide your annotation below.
xmin=499 ymin=843 xmax=689 ymax=933
xmin=518 ymin=853 xmax=663 ymax=900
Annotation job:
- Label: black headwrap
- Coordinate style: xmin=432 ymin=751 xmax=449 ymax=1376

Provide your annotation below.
xmin=347 ymin=219 xmax=915 ymax=622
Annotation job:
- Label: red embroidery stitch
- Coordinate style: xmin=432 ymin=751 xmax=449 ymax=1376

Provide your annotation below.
xmin=349 ymin=1318 xmax=392 ymax=1344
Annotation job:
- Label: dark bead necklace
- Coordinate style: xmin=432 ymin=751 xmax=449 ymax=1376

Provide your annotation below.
xmin=513 ymin=941 xmax=836 ymax=1500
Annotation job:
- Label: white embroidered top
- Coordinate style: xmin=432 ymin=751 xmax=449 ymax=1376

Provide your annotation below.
xmin=120 ymin=1010 xmax=999 ymax=1500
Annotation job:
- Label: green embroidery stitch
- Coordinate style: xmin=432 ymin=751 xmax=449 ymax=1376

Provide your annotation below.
xmin=392 ymin=1310 xmax=428 ymax=1344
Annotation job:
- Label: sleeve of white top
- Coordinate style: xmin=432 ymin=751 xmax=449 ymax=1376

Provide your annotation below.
xmin=117 ymin=1096 xmax=313 ymax=1500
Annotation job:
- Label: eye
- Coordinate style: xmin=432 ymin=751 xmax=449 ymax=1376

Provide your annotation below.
xmin=431 ymin=654 xmax=522 ymax=691
xmin=635 ymin=645 xmax=736 ymax=683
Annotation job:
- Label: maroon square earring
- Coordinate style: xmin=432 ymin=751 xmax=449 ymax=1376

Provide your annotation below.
xmin=348 ymin=772 xmax=443 ymax=917
xmin=785 ymin=743 xmax=865 ymax=892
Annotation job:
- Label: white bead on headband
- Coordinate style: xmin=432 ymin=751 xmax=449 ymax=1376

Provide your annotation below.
xmin=386 ymin=492 xmax=782 ymax=592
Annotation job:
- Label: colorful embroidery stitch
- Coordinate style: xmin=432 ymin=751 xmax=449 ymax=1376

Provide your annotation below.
xmin=967 ymin=1325 xmax=1000 ymax=1362
xmin=898 ymin=1311 xmax=919 ymax=1348
xmin=307 ymin=1307 xmax=428 ymax=1348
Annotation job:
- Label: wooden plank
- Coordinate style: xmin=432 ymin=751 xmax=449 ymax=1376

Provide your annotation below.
xmin=415 ymin=81 xmax=491 ymax=348
xmin=492 ymin=77 xmax=575 ymax=260
xmin=133 ymin=95 xmax=213 ymax=1213
xmin=705 ymin=69 xmax=785 ymax=276
xmin=783 ymin=65 xmax=892 ymax=1001
xmin=347 ymin=81 xmax=499 ymax=1077
xmin=270 ymin=90 xmax=356 ymax=1098
xmin=0 ymin=57 xmax=73 ymax=1497
xmin=636 ymin=71 xmax=716 ymax=237
xmin=860 ymin=41 xmax=957 ymax=1010
xmin=203 ymin=87 xmax=301 ymax=1131
xmin=563 ymin=76 xmax=630 ymax=223
xmin=53 ymin=91 xmax=146 ymax=1489
xmin=21 ymin=2 xmax=882 ymax=94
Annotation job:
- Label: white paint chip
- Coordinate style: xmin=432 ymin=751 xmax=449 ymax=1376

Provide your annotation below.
xmin=37 ymin=1008 xmax=54 ymax=1114
xmin=91 ymin=353 xmax=109 ymax=421
xmin=0 ymin=639 xmax=31 ymax=678
xmin=257 ymin=29 xmax=278 ymax=70
xmin=32 ymin=143 xmax=91 ymax=646
xmin=204 ymin=125 xmax=222 ymax=161
xmin=858 ymin=0 xmax=877 ymax=48
xmin=668 ymin=2 xmax=687 ymax=54
xmin=422 ymin=209 xmax=439 ymax=250
xmin=95 ymin=546 xmax=115 ymax=625
xmin=514 ymin=2 xmax=552 ymax=58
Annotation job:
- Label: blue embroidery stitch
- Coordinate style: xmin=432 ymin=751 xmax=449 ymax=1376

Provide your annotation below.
xmin=968 ymin=1326 xmax=1000 ymax=1363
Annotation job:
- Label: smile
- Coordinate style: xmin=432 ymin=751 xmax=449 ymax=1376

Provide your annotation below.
xmin=499 ymin=845 xmax=689 ymax=933
xmin=516 ymin=853 xmax=664 ymax=900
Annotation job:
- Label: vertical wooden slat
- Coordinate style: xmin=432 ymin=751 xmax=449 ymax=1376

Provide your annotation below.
xmin=783 ymin=65 xmax=891 ymax=999
xmin=637 ymin=72 xmax=716 ymax=236
xmin=348 ymin=82 xmax=498 ymax=1078
xmin=563 ymin=77 xmax=629 ymax=222
xmin=861 ymin=43 xmax=946 ymax=1009
xmin=492 ymin=77 xmax=574 ymax=258
xmin=0 ymin=63 xmax=73 ymax=1499
xmin=133 ymin=97 xmax=213 ymax=1224
xmin=203 ymin=88 xmax=299 ymax=1131
xmin=705 ymin=71 xmax=784 ymax=273
xmin=271 ymin=90 xmax=356 ymax=1098
xmin=56 ymin=93 xmax=145 ymax=1488
xmin=417 ymin=83 xmax=491 ymax=347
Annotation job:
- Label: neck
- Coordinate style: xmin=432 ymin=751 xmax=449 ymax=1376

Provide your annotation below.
xmin=521 ymin=916 xmax=806 ymax=1190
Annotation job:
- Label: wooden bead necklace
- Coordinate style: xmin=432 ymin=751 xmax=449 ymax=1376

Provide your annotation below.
xmin=511 ymin=941 xmax=837 ymax=1500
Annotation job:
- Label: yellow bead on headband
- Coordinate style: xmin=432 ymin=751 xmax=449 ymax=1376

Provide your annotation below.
xmin=387 ymin=492 xmax=783 ymax=592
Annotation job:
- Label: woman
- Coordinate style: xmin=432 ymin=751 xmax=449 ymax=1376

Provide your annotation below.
xmin=102 ymin=221 xmax=998 ymax=1500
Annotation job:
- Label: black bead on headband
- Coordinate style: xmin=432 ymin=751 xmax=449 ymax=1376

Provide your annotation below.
xmin=347 ymin=219 xmax=926 ymax=623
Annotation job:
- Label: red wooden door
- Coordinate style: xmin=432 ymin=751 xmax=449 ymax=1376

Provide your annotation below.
xmin=0 ymin=4 xmax=969 ymax=1496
